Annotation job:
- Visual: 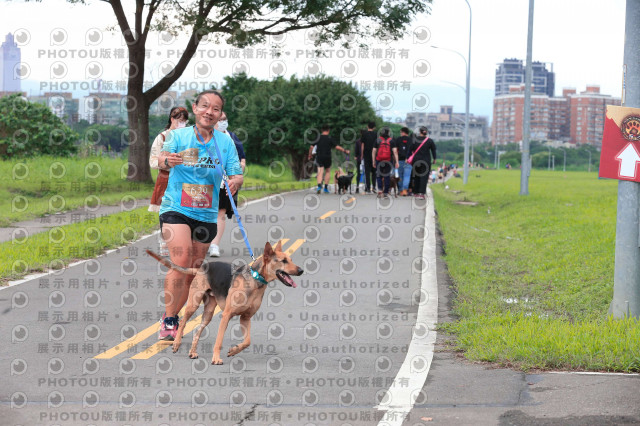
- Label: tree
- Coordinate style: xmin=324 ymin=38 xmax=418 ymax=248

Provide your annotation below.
xmin=0 ymin=94 xmax=78 ymax=158
xmin=54 ymin=0 xmax=431 ymax=182
xmin=223 ymin=73 xmax=377 ymax=179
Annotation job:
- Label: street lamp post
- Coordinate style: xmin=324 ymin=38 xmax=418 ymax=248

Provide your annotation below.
xmin=560 ymin=148 xmax=566 ymax=172
xmin=547 ymin=146 xmax=551 ymax=170
xmin=463 ymin=0 xmax=471 ymax=184
xmin=431 ymin=0 xmax=471 ymax=184
xmin=588 ymin=150 xmax=592 ymax=173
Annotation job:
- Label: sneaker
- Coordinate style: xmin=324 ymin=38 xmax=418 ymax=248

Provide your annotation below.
xmin=209 ymin=244 xmax=220 ymax=257
xmin=316 ymin=187 xmax=321 ymax=194
xmin=377 ymin=191 xmax=383 ymax=198
xmin=158 ymin=314 xmax=179 ymax=341
xmin=355 ymin=188 xmax=360 ymax=194
xmin=323 ymin=187 xmax=330 ymax=194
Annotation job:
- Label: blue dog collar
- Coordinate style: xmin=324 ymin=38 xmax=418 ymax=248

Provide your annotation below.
xmin=251 ymin=267 xmax=269 ymax=286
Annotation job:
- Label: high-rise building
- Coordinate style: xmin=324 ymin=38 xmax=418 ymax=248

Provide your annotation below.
xmin=495 ymin=58 xmax=555 ymax=98
xmin=569 ymin=85 xmax=620 ymax=147
xmin=0 ymin=33 xmax=21 ymax=93
xmin=491 ymin=85 xmax=620 ymax=146
xmin=492 ymin=85 xmax=549 ymax=145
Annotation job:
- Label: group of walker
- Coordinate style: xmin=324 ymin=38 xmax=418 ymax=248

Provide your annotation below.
xmin=308 ymin=121 xmax=437 ymax=199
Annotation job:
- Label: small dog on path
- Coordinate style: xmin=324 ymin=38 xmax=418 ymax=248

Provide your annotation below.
xmin=334 ymin=167 xmax=355 ymax=195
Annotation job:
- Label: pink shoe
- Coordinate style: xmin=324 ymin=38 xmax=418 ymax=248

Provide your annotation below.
xmin=158 ymin=313 xmax=178 ymax=341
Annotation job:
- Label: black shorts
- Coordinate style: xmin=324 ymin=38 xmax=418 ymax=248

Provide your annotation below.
xmin=218 ymin=187 xmax=238 ymax=219
xmin=316 ymin=156 xmax=331 ymax=168
xmin=159 ymin=211 xmax=218 ymax=244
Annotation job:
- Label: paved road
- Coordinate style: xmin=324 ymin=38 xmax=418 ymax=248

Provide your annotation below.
xmin=1 ymin=189 xmax=434 ymax=425
xmin=2 ymin=188 xmax=639 ymax=426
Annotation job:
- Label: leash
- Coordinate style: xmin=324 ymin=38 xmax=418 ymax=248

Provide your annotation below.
xmin=194 ymin=126 xmax=255 ymax=261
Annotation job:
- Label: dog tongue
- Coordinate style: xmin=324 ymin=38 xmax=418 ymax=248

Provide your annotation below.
xmin=277 ymin=270 xmax=297 ymax=288
xmin=285 ymin=275 xmax=297 ymax=288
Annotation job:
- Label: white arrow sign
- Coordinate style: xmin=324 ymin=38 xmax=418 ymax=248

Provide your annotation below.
xmin=616 ymin=142 xmax=640 ymax=179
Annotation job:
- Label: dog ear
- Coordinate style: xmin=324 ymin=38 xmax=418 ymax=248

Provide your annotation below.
xmin=264 ymin=241 xmax=274 ymax=260
xmin=274 ymin=240 xmax=283 ymax=252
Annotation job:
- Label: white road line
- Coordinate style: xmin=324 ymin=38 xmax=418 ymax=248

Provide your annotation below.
xmin=377 ymin=187 xmax=438 ymax=425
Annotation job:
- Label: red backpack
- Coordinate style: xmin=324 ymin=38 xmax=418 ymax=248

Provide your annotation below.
xmin=376 ymin=137 xmax=392 ymax=162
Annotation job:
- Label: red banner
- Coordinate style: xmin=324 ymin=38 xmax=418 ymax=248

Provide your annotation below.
xmin=600 ymin=105 xmax=640 ymax=182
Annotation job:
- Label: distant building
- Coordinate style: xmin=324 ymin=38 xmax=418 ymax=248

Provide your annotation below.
xmin=569 ymin=85 xmax=619 ymax=147
xmin=29 ymin=92 xmax=79 ymax=125
xmin=491 ymin=85 xmax=620 ymax=146
xmin=406 ymin=106 xmax=489 ymax=144
xmin=0 ymin=33 xmax=21 ymax=93
xmin=495 ymin=58 xmax=555 ymax=98
xmin=492 ymin=85 xmax=549 ymax=145
xmin=81 ymin=92 xmax=127 ymax=125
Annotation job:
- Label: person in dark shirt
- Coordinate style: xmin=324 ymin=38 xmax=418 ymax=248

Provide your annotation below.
xmin=360 ymin=121 xmax=378 ymax=194
xmin=307 ymin=124 xmax=350 ymax=194
xmin=372 ymin=127 xmax=399 ymax=197
xmin=410 ymin=126 xmax=437 ymax=199
xmin=394 ymin=127 xmax=413 ymax=196
xmin=354 ymin=130 xmax=364 ymax=193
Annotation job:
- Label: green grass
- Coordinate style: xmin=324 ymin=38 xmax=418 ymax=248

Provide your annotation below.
xmin=1 ymin=206 xmax=159 ymax=282
xmin=0 ymin=156 xmax=155 ymax=227
xmin=0 ymin=157 xmax=310 ymax=283
xmin=432 ymin=170 xmax=640 ymax=372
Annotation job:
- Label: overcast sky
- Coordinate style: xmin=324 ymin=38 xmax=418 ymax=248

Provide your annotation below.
xmin=1 ymin=0 xmax=626 ymax=122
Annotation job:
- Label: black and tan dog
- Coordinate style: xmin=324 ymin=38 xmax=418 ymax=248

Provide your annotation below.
xmin=146 ymin=241 xmax=303 ymax=365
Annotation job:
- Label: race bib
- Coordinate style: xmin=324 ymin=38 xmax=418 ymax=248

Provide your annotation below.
xmin=181 ymin=183 xmax=214 ymax=208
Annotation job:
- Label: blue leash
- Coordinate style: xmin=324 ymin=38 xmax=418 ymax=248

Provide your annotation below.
xmin=194 ymin=126 xmax=255 ymax=261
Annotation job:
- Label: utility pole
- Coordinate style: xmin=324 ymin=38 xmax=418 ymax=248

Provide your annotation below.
xmin=520 ymin=0 xmax=534 ymax=195
xmin=462 ymin=0 xmax=472 ymax=184
xmin=610 ymin=0 xmax=640 ymax=318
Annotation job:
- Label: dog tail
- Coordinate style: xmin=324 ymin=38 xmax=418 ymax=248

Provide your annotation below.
xmin=146 ymin=249 xmax=199 ymax=275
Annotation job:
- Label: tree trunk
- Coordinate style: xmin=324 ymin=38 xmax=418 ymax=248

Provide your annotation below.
xmin=127 ymin=95 xmax=151 ymax=182
xmin=290 ymin=153 xmax=314 ymax=180
xmin=126 ymin=44 xmax=152 ymax=183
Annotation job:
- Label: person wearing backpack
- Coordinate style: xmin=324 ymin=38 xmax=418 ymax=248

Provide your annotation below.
xmin=394 ymin=127 xmax=413 ymax=196
xmin=409 ymin=126 xmax=437 ymax=200
xmin=361 ymin=121 xmax=378 ymax=194
xmin=372 ymin=127 xmax=399 ymax=198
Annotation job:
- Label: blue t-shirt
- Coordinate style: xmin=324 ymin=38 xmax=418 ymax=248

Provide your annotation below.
xmin=159 ymin=126 xmax=242 ymax=223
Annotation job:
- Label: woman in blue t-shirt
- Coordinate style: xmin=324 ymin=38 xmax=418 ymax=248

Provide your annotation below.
xmin=156 ymin=90 xmax=243 ymax=341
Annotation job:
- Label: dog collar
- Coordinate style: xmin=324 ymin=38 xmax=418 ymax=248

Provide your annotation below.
xmin=250 ymin=267 xmax=269 ymax=286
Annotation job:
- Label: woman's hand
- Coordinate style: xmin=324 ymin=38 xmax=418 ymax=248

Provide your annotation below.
xmin=164 ymin=153 xmax=183 ymax=168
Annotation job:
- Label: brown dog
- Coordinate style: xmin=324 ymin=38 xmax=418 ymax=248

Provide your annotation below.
xmin=146 ymin=241 xmax=303 ymax=365
xmin=389 ymin=174 xmax=399 ymax=197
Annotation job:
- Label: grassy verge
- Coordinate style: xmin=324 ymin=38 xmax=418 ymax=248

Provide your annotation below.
xmin=432 ymin=169 xmax=640 ymax=372
xmin=1 ymin=157 xmax=310 ymax=283
xmin=0 ymin=156 xmax=155 ymax=226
